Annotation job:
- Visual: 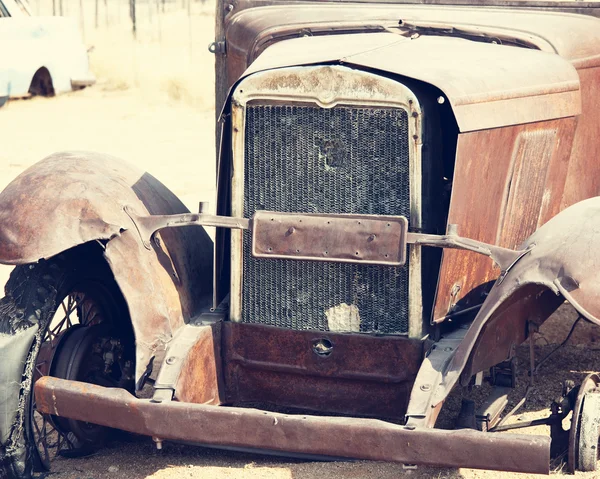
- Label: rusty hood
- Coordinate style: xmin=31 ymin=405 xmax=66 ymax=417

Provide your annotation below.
xmin=228 ymin=3 xmax=600 ymax=70
xmin=235 ymin=32 xmax=580 ymax=132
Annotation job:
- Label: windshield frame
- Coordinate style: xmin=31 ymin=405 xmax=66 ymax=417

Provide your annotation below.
xmin=237 ymin=0 xmax=600 ymax=13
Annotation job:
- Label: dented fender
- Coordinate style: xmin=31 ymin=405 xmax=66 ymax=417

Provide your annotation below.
xmin=0 ymin=325 xmax=38 ymax=446
xmin=0 ymin=152 xmax=213 ymax=383
xmin=431 ymin=197 xmax=600 ymax=407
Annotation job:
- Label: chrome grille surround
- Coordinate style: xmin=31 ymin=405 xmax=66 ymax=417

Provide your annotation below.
xmin=230 ymin=65 xmax=424 ymax=338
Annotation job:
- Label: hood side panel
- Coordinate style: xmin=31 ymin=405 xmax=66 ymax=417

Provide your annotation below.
xmin=432 ymin=117 xmax=578 ymax=322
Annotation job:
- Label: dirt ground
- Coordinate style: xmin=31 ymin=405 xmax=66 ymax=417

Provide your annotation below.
xmin=1 ymin=3 xmax=599 ymax=477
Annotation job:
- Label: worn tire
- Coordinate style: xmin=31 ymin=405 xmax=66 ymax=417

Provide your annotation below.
xmin=0 ymin=244 xmax=131 ymax=479
xmin=28 ymin=68 xmax=54 ymax=97
xmin=578 ymin=392 xmax=600 ymax=471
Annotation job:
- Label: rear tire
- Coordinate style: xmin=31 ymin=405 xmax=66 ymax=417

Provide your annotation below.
xmin=577 ymin=392 xmax=600 ymax=471
xmin=28 ymin=68 xmax=55 ymax=97
xmin=0 ymin=245 xmax=133 ymax=478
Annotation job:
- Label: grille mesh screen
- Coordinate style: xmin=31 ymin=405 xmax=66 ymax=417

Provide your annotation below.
xmin=242 ymin=104 xmax=410 ymax=334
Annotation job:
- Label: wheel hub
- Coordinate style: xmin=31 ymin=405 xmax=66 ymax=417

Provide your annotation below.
xmin=29 ymin=291 xmax=132 ymax=469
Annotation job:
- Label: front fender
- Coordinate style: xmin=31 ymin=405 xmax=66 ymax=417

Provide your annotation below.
xmin=0 ymin=151 xmax=213 ymax=383
xmin=432 ymin=197 xmax=600 ymax=407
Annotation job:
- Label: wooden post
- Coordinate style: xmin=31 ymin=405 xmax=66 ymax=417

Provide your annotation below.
xmin=187 ymin=0 xmax=192 ymax=62
xmin=214 ymin=0 xmax=227 ymax=155
xmin=129 ymin=0 xmax=136 ymax=38
xmin=95 ymin=0 xmax=99 ymax=28
xmin=156 ymin=0 xmax=161 ymax=42
xmin=79 ymin=0 xmax=85 ymax=40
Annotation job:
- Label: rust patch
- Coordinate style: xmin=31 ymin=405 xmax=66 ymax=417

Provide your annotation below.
xmin=175 ymin=324 xmax=223 ymax=405
xmin=221 ymin=322 xmax=423 ymax=418
xmin=561 ymin=66 xmax=600 ymax=210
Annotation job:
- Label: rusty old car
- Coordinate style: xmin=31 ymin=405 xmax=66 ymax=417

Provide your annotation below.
xmin=2 ymin=0 xmax=600 ymax=477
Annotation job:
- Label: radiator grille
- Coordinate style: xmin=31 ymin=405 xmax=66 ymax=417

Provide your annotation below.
xmin=242 ymin=104 xmax=410 ymax=334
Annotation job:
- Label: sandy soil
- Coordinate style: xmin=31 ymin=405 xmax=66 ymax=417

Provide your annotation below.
xmin=1 ymin=4 xmax=599 ymax=477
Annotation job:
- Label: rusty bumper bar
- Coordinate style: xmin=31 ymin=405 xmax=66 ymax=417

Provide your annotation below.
xmin=35 ymin=377 xmax=550 ymax=474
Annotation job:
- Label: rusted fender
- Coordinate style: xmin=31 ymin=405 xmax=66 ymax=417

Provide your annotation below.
xmin=0 ymin=151 xmax=213 ymax=383
xmin=432 ymin=197 xmax=600 ymax=406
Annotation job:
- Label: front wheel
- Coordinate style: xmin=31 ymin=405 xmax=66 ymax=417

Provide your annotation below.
xmin=0 ymin=245 xmax=134 ymax=478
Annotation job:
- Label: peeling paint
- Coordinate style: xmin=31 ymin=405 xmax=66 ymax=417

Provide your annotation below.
xmin=326 ymin=303 xmax=361 ymax=332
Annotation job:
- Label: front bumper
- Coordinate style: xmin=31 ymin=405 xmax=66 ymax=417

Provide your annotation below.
xmin=71 ymin=75 xmax=96 ymax=89
xmin=35 ymin=377 xmax=550 ymax=474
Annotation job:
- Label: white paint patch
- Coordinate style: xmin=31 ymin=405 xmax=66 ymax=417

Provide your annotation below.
xmin=325 ymin=303 xmax=361 ymax=332
xmin=539 ymin=188 xmax=552 ymax=225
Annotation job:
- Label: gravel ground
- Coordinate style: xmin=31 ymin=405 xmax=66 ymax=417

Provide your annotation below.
xmin=1 ymin=79 xmax=599 ymax=479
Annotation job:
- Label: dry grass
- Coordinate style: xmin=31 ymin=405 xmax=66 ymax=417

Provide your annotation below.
xmin=34 ymin=0 xmax=216 ymax=108
xmin=86 ymin=4 xmax=216 ymax=109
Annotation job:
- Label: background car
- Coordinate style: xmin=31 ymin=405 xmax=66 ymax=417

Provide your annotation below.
xmin=0 ymin=0 xmax=95 ymax=106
